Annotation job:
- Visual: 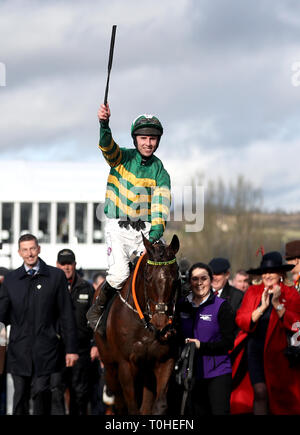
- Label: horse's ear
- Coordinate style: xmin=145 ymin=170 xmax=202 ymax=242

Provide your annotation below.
xmin=169 ymin=234 xmax=180 ymax=255
xmin=142 ymin=233 xmax=155 ymax=257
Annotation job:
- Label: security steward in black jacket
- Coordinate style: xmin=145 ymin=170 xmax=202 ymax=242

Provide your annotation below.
xmin=54 ymin=249 xmax=99 ymax=415
xmin=0 ymin=234 xmax=79 ymax=415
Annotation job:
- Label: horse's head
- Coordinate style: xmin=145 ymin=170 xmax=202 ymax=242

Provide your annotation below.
xmin=141 ymin=234 xmax=180 ymax=335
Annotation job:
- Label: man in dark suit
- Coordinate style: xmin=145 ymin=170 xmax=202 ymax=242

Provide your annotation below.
xmin=208 ymin=258 xmax=244 ymax=333
xmin=0 ymin=234 xmax=79 ymax=415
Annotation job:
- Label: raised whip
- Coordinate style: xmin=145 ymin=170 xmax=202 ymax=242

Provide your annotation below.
xmin=104 ymin=25 xmax=117 ymax=106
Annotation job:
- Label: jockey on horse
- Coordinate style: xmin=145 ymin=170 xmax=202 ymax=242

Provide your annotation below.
xmin=87 ymin=102 xmax=171 ymax=336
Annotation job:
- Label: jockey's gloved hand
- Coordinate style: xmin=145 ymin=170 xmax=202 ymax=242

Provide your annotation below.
xmin=118 ymin=219 xmax=145 ymax=231
xmin=134 ymin=220 xmax=146 ymax=231
xmin=118 ymin=219 xmax=130 ymax=229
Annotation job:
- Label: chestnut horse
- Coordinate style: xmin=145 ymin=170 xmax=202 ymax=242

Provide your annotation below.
xmin=94 ymin=234 xmax=180 ymax=414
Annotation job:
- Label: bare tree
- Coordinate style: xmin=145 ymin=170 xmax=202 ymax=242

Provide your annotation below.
xmin=166 ymin=174 xmax=284 ymax=275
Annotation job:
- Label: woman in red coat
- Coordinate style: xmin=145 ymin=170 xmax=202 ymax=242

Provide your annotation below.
xmin=230 ymin=251 xmax=300 ymax=415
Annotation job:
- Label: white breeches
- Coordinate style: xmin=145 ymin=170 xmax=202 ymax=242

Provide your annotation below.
xmin=104 ymin=218 xmax=151 ymax=289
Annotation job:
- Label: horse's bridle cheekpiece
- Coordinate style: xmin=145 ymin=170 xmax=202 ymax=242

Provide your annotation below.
xmin=146 ymin=257 xmax=177 ymax=320
xmin=120 ymin=252 xmax=178 ymax=336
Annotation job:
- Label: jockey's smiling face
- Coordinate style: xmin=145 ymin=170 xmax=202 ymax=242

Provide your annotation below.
xmin=136 ymin=135 xmax=158 ymax=158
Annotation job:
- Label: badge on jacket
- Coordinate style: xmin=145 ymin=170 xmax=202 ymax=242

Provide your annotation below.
xmin=78 ymin=294 xmax=89 ymax=303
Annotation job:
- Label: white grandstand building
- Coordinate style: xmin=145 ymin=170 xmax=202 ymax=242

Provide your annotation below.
xmin=0 ymin=160 xmax=109 ymax=275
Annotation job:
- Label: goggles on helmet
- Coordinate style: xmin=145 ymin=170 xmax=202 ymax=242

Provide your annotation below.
xmin=131 ymin=114 xmax=163 ymax=137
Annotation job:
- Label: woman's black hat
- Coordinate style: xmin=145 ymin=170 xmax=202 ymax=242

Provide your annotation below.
xmin=247 ymin=251 xmax=294 ymax=275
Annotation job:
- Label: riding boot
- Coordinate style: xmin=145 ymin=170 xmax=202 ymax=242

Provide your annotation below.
xmin=86 ymin=281 xmax=118 ymax=335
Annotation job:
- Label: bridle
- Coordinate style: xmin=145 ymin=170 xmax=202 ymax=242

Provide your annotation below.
xmin=118 ymin=253 xmax=179 ymax=336
xmin=143 ymin=257 xmax=178 ymax=323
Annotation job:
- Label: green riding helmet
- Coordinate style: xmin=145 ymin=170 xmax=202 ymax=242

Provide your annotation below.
xmin=131 ymin=114 xmax=163 ymax=138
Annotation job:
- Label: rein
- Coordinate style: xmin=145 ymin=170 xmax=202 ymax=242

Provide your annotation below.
xmin=131 ymin=252 xmax=147 ymax=326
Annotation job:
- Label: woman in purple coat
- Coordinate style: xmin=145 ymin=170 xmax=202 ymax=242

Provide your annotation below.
xmin=177 ymin=262 xmax=235 ymax=415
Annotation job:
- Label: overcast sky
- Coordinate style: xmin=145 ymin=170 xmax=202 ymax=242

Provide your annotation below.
xmin=1 ymin=0 xmax=300 ymax=211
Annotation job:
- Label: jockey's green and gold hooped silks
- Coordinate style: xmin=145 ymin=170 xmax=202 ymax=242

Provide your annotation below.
xmin=99 ymin=122 xmax=171 ymax=242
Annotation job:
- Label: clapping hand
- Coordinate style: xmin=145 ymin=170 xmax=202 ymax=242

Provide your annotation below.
xmin=261 ymin=287 xmax=270 ymax=310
